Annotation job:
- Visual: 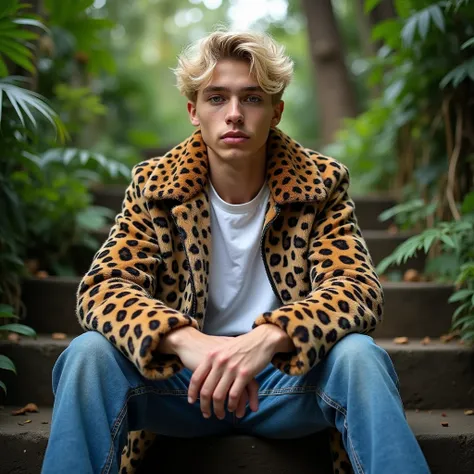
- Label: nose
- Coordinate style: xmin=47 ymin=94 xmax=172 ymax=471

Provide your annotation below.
xmin=225 ymin=98 xmax=244 ymax=125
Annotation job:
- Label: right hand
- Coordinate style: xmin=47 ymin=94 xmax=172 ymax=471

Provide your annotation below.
xmin=159 ymin=327 xmax=258 ymax=419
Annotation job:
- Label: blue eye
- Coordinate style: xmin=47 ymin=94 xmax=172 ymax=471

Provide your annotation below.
xmin=209 ymin=96 xmax=224 ymax=104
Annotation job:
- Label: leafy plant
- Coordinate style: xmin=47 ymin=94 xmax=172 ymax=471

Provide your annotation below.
xmin=0 ymin=304 xmax=36 ymax=396
xmin=329 ymin=0 xmax=474 ymax=342
xmin=0 ymin=0 xmax=48 ymax=76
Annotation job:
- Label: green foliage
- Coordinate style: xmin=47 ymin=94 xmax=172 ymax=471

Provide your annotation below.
xmin=378 ymin=198 xmax=438 ymax=230
xmin=0 ymin=76 xmax=68 ymax=141
xmin=0 ymin=0 xmax=47 ymax=76
xmin=43 ymin=0 xmax=116 ymax=75
xmin=330 ymin=0 xmax=474 ymax=342
xmin=0 ymin=304 xmax=36 ymax=395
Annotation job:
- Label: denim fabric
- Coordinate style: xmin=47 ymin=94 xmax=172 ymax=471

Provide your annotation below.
xmin=41 ymin=332 xmax=430 ymax=474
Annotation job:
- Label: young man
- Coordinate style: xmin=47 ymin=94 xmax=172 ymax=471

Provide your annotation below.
xmin=42 ymin=31 xmax=430 ymax=474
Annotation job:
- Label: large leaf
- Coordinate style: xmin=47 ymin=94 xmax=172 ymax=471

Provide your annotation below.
xmin=0 ymin=78 xmax=68 ymax=141
xmin=0 ymin=379 xmax=6 ymax=395
xmin=0 ymin=355 xmax=16 ymax=374
xmin=0 ymin=324 xmax=36 ymax=337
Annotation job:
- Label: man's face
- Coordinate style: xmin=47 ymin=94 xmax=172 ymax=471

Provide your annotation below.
xmin=187 ymin=59 xmax=284 ymax=163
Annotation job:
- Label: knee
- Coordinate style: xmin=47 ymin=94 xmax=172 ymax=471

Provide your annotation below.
xmin=329 ymin=333 xmax=397 ymax=382
xmin=53 ymin=332 xmax=114 ymax=382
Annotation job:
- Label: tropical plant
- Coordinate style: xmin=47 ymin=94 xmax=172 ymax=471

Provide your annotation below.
xmin=332 ymin=0 xmax=474 ymax=342
xmin=0 ymin=304 xmax=36 ymax=396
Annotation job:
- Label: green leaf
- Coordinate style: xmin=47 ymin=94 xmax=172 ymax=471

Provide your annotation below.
xmin=448 ymin=289 xmax=474 ymax=303
xmin=461 ymin=37 xmax=474 ymax=50
xmin=364 ymin=0 xmax=382 ymax=13
xmin=439 ymin=234 xmax=456 ymax=249
xmin=460 ymin=330 xmax=474 ymax=342
xmin=452 ymin=302 xmax=471 ymax=320
xmin=0 ymin=379 xmax=6 ymax=395
xmin=418 ymin=9 xmax=431 ymax=40
xmin=0 ymin=304 xmax=14 ymax=314
xmin=428 ymin=5 xmax=445 ymax=32
xmin=0 ymin=324 xmax=36 ymax=337
xmin=452 ymin=314 xmax=474 ymax=330
xmin=0 ymin=354 xmax=16 ymax=374
xmin=402 ymin=15 xmax=418 ymax=47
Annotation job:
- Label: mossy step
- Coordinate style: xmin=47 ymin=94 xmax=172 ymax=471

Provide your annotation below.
xmin=1 ymin=407 xmax=473 ymax=474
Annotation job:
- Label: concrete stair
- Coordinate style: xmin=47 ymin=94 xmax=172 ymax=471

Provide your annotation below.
xmin=1 ymin=188 xmax=473 ymax=473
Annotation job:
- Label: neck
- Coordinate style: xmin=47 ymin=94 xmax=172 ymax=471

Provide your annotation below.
xmin=207 ymin=147 xmax=267 ymax=205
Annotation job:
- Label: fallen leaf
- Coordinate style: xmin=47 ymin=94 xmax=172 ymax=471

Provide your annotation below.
xmin=11 ymin=403 xmax=39 ymax=416
xmin=52 ymin=333 xmax=67 ymax=340
xmin=24 ymin=259 xmax=40 ymax=274
xmin=441 ymin=413 xmax=447 ymax=417
xmin=387 ymin=224 xmax=399 ymax=235
xmin=24 ymin=419 xmax=32 ymax=424
xmin=441 ymin=422 xmax=449 ymax=427
xmin=464 ymin=410 xmax=474 ymax=416
xmin=421 ymin=337 xmax=431 ymax=345
xmin=440 ymin=333 xmax=458 ymax=343
xmin=393 ymin=337 xmax=409 ymax=345
xmin=35 ymin=270 xmax=49 ymax=279
xmin=403 ymin=269 xmax=421 ymax=282
xmin=41 ymin=421 xmax=49 ymax=425
xmin=8 ymin=333 xmax=21 ymax=343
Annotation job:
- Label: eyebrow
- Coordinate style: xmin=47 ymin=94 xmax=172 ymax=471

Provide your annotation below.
xmin=202 ymin=85 xmax=264 ymax=95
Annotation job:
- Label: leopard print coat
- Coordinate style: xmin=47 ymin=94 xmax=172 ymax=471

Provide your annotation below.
xmin=77 ymin=127 xmax=384 ymax=474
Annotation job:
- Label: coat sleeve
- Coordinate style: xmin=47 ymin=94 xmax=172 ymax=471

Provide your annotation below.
xmin=252 ymin=162 xmax=384 ymax=375
xmin=76 ymin=161 xmax=199 ymax=380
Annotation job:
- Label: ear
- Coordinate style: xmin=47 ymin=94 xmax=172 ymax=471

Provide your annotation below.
xmin=270 ymin=100 xmax=284 ymax=128
xmin=187 ymin=101 xmax=200 ymax=127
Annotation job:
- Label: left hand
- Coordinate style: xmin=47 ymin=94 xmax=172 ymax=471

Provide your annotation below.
xmin=188 ymin=325 xmax=289 ymax=420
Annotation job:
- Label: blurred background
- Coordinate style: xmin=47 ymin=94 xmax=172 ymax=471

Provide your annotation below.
xmin=1 ymin=0 xmax=474 ymax=343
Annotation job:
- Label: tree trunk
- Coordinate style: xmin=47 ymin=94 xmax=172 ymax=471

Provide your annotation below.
xmin=301 ymin=0 xmax=357 ymax=145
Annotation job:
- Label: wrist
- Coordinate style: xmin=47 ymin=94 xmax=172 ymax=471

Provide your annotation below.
xmin=255 ymin=324 xmax=295 ymax=356
xmin=159 ymin=326 xmax=197 ymax=355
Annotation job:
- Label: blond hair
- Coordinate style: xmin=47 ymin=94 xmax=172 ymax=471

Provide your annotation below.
xmin=174 ymin=29 xmax=294 ymax=103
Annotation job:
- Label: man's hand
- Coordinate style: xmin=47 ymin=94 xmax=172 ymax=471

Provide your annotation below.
xmin=158 ymin=326 xmax=258 ymax=418
xmin=187 ymin=324 xmax=295 ymax=420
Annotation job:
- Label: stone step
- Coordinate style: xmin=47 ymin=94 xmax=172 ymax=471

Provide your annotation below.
xmin=20 ymin=277 xmax=455 ymax=338
xmin=353 ymin=195 xmax=396 ymax=230
xmin=1 ymin=336 xmax=472 ymax=409
xmin=0 ymin=406 xmax=472 ymax=474
xmin=362 ymin=229 xmax=425 ymax=272
xmin=91 ymin=186 xmax=396 ymax=231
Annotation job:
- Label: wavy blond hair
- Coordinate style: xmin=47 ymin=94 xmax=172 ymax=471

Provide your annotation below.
xmin=174 ymin=29 xmax=294 ymax=103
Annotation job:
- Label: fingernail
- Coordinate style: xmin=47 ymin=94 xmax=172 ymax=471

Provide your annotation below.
xmin=203 ymin=413 xmax=209 ymax=419
xmin=188 ymin=397 xmax=193 ymax=404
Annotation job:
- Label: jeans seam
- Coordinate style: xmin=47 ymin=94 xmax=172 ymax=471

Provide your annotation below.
xmin=316 ymin=388 xmax=365 ymax=474
xmin=258 ymin=385 xmax=318 ymax=396
xmin=102 ymin=385 xmax=169 ymax=474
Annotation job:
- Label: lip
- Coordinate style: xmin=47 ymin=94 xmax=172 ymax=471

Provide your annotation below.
xmin=221 ymin=131 xmax=249 ymax=139
xmin=221 ymin=131 xmax=249 ymax=145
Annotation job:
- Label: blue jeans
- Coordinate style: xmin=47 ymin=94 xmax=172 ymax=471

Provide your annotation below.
xmin=41 ymin=332 xmax=430 ymax=474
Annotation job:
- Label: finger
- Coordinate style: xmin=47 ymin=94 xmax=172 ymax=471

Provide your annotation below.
xmin=247 ymin=378 xmax=260 ymax=412
xmin=198 ymin=364 xmax=226 ymax=419
xmin=188 ymin=358 xmax=212 ymax=405
xmin=212 ymin=370 xmax=236 ymax=420
xmin=227 ymin=374 xmax=250 ymax=414
xmin=235 ymin=387 xmax=248 ymax=419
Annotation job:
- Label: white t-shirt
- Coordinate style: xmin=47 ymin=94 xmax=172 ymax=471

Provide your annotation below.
xmin=202 ymin=181 xmax=281 ymax=336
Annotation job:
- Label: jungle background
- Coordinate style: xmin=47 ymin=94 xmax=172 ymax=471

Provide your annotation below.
xmin=1 ymin=0 xmax=474 ymax=391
